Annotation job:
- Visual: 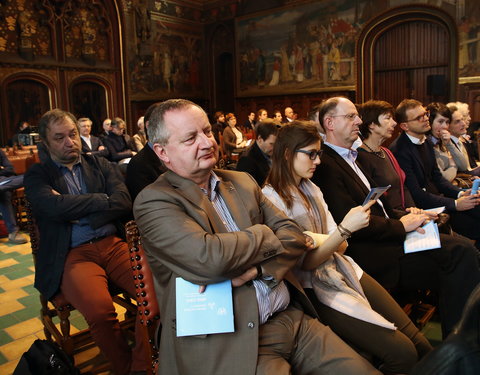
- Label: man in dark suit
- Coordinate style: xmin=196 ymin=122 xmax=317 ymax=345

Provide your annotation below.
xmin=390 ymin=99 xmax=480 ymax=247
xmin=24 ymin=109 xmax=147 ymax=375
xmin=243 ymin=111 xmax=255 ymax=131
xmin=311 ymin=96 xmax=480 ymax=337
xmin=78 ymin=117 xmax=109 ymax=158
xmin=236 ymin=119 xmax=278 ymax=186
xmin=283 ymin=106 xmax=295 ymax=123
xmin=103 ymin=117 xmax=136 ymax=163
xmin=99 ymin=118 xmax=112 ymax=139
xmin=133 ymin=99 xmax=379 ymax=375
xmin=126 ymin=102 xmax=166 ymax=200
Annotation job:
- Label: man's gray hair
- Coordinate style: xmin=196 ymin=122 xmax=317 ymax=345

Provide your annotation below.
xmin=147 ymin=99 xmax=205 ymax=146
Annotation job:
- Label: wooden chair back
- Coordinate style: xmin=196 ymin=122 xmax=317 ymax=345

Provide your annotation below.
xmin=125 ymin=220 xmax=160 ymax=375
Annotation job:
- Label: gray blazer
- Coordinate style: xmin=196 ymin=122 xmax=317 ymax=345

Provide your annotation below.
xmin=133 ymin=169 xmax=314 ymax=375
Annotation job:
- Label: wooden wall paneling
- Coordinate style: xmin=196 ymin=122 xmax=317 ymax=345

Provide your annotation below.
xmin=357 ymin=5 xmax=457 ymax=106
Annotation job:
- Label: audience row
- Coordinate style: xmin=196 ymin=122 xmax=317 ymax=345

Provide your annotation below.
xmin=19 ymin=96 xmax=480 ymax=375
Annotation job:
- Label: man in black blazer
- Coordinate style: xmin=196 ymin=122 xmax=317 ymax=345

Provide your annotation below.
xmin=24 ymin=109 xmax=147 ymax=374
xmin=311 ymin=97 xmax=480 ymax=337
xmin=236 ymin=119 xmax=278 ymax=186
xmin=78 ymin=117 xmax=109 ymax=158
xmin=390 ymin=99 xmax=480 ymax=247
xmin=126 ymin=102 xmax=166 ymax=200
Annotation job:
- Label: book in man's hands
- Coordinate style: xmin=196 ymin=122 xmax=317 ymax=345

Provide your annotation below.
xmin=176 ymin=278 xmax=234 ymax=337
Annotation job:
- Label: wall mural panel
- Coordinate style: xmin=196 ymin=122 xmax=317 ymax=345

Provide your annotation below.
xmin=0 ymin=0 xmax=54 ymax=60
xmin=236 ymin=0 xmax=480 ymax=96
xmin=128 ymin=15 xmax=203 ymax=99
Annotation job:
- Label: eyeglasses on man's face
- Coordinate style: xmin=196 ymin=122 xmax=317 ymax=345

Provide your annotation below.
xmin=406 ymin=111 xmax=430 ymax=123
xmin=295 ymin=149 xmax=323 ymax=160
xmin=329 ymin=113 xmax=362 ymax=121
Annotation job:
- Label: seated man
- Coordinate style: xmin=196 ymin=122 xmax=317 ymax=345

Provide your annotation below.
xmin=445 ymin=102 xmax=480 ymax=176
xmin=311 ymin=97 xmax=480 ymax=337
xmin=103 ymin=117 xmax=136 ymax=163
xmin=24 ymin=109 xmax=146 ymax=375
xmin=236 ymin=119 xmax=278 ymax=186
xmin=0 ymin=149 xmax=27 ymax=244
xmin=126 ymin=102 xmax=167 ymax=201
xmin=78 ymin=117 xmax=109 ymax=158
xmin=133 ymin=99 xmax=381 ymax=375
xmin=99 ymin=118 xmax=112 ymax=139
xmin=391 ymin=99 xmax=480 ymax=248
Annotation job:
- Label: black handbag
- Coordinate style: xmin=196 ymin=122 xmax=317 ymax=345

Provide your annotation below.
xmin=13 ymin=339 xmax=80 ymax=375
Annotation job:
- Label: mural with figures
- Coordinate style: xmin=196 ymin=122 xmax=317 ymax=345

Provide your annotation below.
xmin=236 ymin=0 xmax=480 ymax=96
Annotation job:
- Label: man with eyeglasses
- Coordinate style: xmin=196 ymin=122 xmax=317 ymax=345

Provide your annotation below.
xmin=133 ymin=99 xmax=381 ymax=375
xmin=312 ymin=96 xmax=480 ymax=338
xmin=390 ymin=99 xmax=480 ymax=248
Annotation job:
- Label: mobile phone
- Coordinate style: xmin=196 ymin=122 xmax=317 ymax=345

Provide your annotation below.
xmin=471 ymin=179 xmax=480 ymax=195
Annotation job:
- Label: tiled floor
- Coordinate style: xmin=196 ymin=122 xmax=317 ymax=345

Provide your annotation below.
xmin=0 ymin=234 xmax=117 ymax=374
xmin=0 ymin=231 xmax=443 ymax=375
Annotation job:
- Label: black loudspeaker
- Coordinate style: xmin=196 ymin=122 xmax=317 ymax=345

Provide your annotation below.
xmin=427 ymin=75 xmax=447 ymax=96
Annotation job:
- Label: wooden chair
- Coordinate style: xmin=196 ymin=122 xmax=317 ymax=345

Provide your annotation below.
xmin=25 ymin=201 xmax=137 ymax=372
xmin=125 ymin=220 xmax=160 ymax=375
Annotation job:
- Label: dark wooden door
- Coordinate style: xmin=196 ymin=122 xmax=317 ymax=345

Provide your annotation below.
xmin=373 ymin=20 xmax=450 ymax=107
xmin=70 ymin=81 xmax=107 ymax=136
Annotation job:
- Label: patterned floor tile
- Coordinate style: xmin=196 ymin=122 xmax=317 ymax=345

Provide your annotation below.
xmin=0 ymin=333 xmax=37 ymax=361
xmin=0 ymin=259 xmax=18 ymax=269
xmin=4 ymin=318 xmax=43 ymax=340
xmin=0 ymin=277 xmax=31 ymax=292
xmin=0 ymin=301 xmax=25 ymax=317
xmin=0 ymin=289 xmax=28 ymax=305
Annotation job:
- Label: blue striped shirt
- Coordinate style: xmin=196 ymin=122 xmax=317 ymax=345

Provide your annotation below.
xmin=54 ymin=160 xmax=116 ymax=247
xmin=201 ymin=172 xmax=290 ymax=325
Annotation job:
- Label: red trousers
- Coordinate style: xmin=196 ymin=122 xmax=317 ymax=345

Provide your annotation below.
xmin=60 ymin=236 xmax=147 ymax=375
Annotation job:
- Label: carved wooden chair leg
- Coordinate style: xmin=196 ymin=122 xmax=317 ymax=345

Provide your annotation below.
xmin=57 ymin=306 xmax=74 ymax=357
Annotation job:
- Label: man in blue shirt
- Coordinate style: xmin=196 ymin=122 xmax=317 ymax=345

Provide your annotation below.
xmin=25 ymin=109 xmax=146 ymax=375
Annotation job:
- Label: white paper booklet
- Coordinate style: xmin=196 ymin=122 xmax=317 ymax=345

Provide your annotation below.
xmin=404 ymin=221 xmax=441 ymax=254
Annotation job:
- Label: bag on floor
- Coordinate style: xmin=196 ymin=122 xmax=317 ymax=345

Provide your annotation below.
xmin=13 ymin=339 xmax=80 ymax=375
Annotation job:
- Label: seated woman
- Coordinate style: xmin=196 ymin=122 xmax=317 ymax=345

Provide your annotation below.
xmin=425 ymin=103 xmax=462 ymax=182
xmin=262 ymin=121 xmax=432 ymax=375
xmin=222 ymin=113 xmax=247 ymax=157
xmin=357 ymin=100 xmax=416 ymax=211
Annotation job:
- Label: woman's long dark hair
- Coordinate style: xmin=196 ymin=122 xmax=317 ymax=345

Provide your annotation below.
xmin=266 ymin=121 xmax=321 ymax=210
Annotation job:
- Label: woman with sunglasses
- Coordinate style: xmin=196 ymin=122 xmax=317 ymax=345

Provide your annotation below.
xmin=262 ymin=121 xmax=432 ymax=375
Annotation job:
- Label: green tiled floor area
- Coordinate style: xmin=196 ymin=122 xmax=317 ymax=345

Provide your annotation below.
xmin=0 ymin=234 xmax=95 ymax=374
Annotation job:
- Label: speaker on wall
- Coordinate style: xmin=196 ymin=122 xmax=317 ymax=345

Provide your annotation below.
xmin=427 ymin=74 xmax=447 ymax=96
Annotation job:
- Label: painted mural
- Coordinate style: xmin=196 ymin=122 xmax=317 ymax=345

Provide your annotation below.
xmin=236 ymin=0 xmax=480 ymax=96
xmin=126 ymin=0 xmax=204 ymax=99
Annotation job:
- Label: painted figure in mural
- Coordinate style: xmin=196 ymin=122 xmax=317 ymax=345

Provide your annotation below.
xmin=257 ymin=48 xmax=266 ymax=85
xmin=327 ymin=39 xmax=341 ymax=81
xmin=135 ymin=0 xmax=151 ymax=43
xmin=280 ymin=45 xmax=292 ymax=83
xmin=269 ymin=57 xmax=280 ymax=86
xmin=295 ymin=43 xmax=304 ymax=82
xmin=163 ymin=51 xmax=172 ymax=92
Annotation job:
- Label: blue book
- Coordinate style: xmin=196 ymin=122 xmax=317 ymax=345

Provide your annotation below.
xmin=362 ymin=185 xmax=391 ymax=206
xmin=176 ymin=278 xmax=235 ymax=337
